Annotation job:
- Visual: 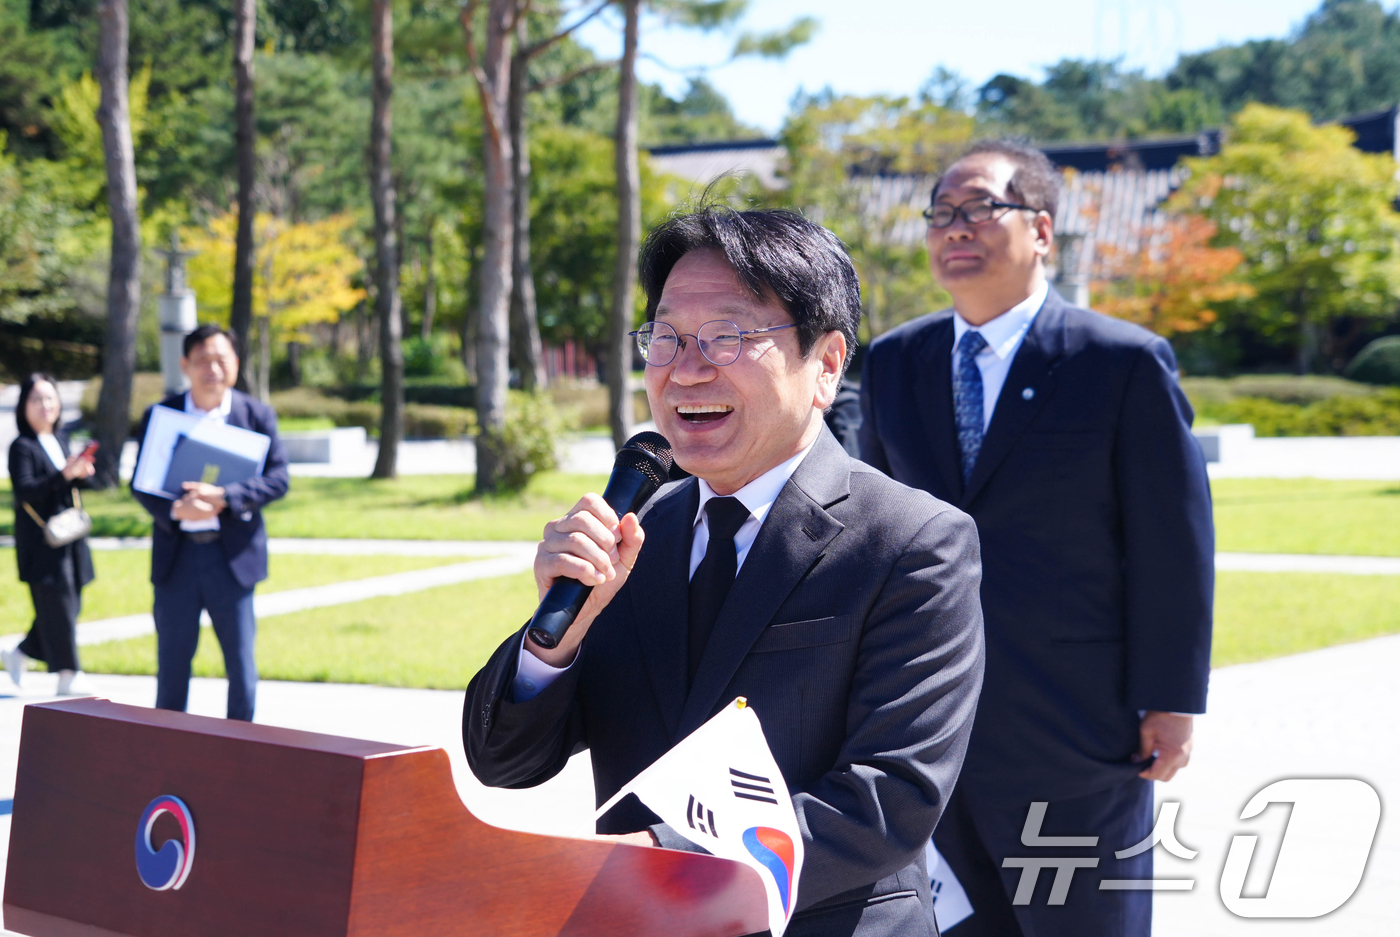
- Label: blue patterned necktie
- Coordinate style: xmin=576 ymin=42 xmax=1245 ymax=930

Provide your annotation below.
xmin=954 ymin=330 xmax=989 ymax=485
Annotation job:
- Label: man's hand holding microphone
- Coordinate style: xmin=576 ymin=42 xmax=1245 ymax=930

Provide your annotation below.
xmin=522 ymin=431 xmax=673 ymax=668
xmin=526 ymin=494 xmax=646 ymax=667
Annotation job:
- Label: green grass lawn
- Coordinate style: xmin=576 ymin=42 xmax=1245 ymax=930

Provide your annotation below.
xmin=0 ymin=472 xmax=609 ymax=541
xmin=7 ymin=474 xmax=1397 ymax=551
xmin=1213 ymin=571 xmax=1400 ymax=666
xmin=76 ymin=566 xmax=1400 ymax=688
xmin=15 ymin=473 xmax=1400 ymax=686
xmin=1 ymin=548 xmax=470 ymax=633
xmin=81 ymin=570 xmax=540 ymax=688
xmin=1212 ymin=478 xmax=1400 ymax=556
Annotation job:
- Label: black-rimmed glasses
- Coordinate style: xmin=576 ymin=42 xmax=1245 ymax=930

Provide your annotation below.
xmin=630 ymin=319 xmax=798 ymax=367
xmin=923 ymin=197 xmax=1040 ymax=228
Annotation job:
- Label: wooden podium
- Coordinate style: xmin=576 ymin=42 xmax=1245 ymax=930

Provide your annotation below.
xmin=3 ymin=698 xmax=768 ymax=937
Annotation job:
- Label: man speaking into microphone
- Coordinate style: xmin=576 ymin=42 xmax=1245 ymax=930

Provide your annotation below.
xmin=464 ymin=207 xmax=985 ymax=937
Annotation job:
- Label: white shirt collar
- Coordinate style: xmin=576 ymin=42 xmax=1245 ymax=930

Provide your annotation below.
xmin=952 ymin=280 xmax=1049 ymax=360
xmin=693 ymin=440 xmax=815 ymax=529
xmin=185 ymin=389 xmax=233 ymax=419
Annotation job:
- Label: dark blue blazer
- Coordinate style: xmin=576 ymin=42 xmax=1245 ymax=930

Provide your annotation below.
xmin=859 ymin=287 xmax=1214 ymax=801
xmin=131 ymin=390 xmax=289 ymax=591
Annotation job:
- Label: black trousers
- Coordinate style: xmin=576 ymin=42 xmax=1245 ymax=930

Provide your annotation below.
xmin=936 ymin=778 xmax=1155 ymax=937
xmin=19 ymin=554 xmax=82 ymax=673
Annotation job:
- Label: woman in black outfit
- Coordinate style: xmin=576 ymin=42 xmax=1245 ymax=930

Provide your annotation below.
xmin=3 ymin=373 xmax=96 ymax=694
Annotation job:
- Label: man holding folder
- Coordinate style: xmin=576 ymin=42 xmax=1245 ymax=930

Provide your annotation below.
xmin=132 ymin=324 xmax=289 ymax=721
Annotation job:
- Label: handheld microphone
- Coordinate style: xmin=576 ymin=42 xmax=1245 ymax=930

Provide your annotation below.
xmin=525 ymin=432 xmax=674 ymax=650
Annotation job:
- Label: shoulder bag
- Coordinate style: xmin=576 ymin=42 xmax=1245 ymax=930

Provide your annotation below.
xmin=21 ymin=488 xmax=92 ymax=548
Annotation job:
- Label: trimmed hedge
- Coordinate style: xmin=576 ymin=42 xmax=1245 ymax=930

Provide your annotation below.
xmin=1345 ymin=336 xmax=1400 ymax=387
xmin=1201 ymin=389 xmax=1400 ymax=436
xmin=270 ymin=387 xmax=476 ymax=438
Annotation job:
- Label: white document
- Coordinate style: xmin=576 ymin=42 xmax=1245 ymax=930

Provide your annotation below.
xmin=132 ymin=404 xmax=271 ymax=499
xmin=927 ymin=840 xmax=974 ymax=931
xmin=593 ymin=698 xmax=804 ymax=937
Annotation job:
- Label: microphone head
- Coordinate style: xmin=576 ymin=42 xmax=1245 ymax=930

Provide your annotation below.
xmin=621 ymin=431 xmax=674 ymax=476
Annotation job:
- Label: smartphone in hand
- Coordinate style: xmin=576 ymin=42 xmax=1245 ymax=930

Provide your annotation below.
xmin=79 ymin=441 xmax=99 ymax=462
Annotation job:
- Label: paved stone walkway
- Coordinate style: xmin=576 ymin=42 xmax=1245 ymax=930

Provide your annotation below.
xmin=0 ymin=633 xmax=1395 ymax=935
xmin=1215 ymin=552 xmax=1400 ymax=575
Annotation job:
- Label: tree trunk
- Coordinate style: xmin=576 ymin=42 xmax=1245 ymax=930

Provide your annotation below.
xmin=255 ymin=315 xmax=272 ymax=401
xmin=462 ymin=242 xmax=480 ymax=380
xmin=92 ymin=0 xmax=141 ymax=488
xmin=421 ymin=223 xmax=437 ymax=340
xmin=230 ymin=0 xmax=256 ymax=382
xmin=468 ymin=0 xmax=518 ymax=493
xmin=287 ymin=340 xmax=302 ymax=386
xmin=607 ymin=0 xmax=641 ymax=449
xmin=509 ymin=25 xmax=546 ymax=392
xmin=370 ymin=0 xmax=404 ymax=479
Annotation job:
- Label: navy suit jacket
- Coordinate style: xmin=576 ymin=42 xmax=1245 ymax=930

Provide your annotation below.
xmin=859 ymin=287 xmax=1214 ymax=801
xmin=464 ymin=429 xmax=986 ymax=934
xmin=131 ymin=390 xmax=289 ymax=590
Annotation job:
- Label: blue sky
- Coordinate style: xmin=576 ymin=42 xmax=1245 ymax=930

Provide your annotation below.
xmin=574 ymin=0 xmax=1342 ymax=134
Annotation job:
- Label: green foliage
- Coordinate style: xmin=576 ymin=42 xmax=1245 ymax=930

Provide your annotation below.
xmin=269 ymin=387 xmax=477 ymax=439
xmin=1344 ymin=336 xmax=1400 ymax=385
xmin=1175 ymin=105 xmax=1400 ymax=371
xmin=641 ymin=77 xmax=762 ymax=146
xmin=404 ymin=334 xmax=456 ymax=378
xmin=529 ymin=125 xmax=616 ymax=348
xmin=1182 ymin=373 xmax=1377 ymax=406
xmin=780 ymin=92 xmax=969 ymax=337
xmin=977 ymin=60 xmax=1223 ymax=141
xmin=0 ymin=136 xmax=69 ymax=320
xmin=1197 ymin=389 xmax=1400 ymax=436
xmin=1167 ymin=0 xmax=1400 ymax=122
xmin=488 ymin=390 xmax=571 ymax=491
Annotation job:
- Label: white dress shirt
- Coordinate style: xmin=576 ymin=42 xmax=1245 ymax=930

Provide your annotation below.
xmin=37 ymin=433 xmax=67 ymax=471
xmin=513 ymin=441 xmax=817 ymax=701
xmin=951 ymin=280 xmax=1048 ymax=431
xmin=176 ymin=389 xmax=233 ymax=532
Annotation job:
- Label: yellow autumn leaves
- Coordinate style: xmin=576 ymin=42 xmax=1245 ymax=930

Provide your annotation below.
xmin=184 ymin=212 xmax=366 ymax=344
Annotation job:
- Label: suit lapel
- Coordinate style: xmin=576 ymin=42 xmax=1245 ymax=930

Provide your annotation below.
xmin=962 ymin=291 xmax=1067 ymax=505
xmin=629 ymin=480 xmax=699 ymax=740
xmin=677 ymin=431 xmax=850 ymax=737
xmin=227 ymin=390 xmax=251 ymax=429
xmin=913 ymin=316 xmax=963 ymax=501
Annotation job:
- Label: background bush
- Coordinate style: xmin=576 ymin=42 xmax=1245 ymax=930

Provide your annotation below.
xmin=1194 ymin=389 xmax=1400 ymax=436
xmin=271 ymin=387 xmax=476 ymax=438
xmin=1345 ymin=336 xmax=1400 ymax=386
xmin=487 ymin=390 xmax=571 ymax=491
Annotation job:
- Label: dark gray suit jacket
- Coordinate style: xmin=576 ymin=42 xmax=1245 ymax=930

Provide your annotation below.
xmin=860 ymin=287 xmax=1214 ymax=802
xmin=464 ymin=428 xmax=985 ymax=936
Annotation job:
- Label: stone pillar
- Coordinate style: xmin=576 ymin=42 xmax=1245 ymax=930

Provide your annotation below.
xmin=157 ymin=232 xmax=198 ymax=395
xmin=1054 ymin=230 xmax=1091 ymax=309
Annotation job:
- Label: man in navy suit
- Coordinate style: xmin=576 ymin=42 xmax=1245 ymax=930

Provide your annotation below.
xmin=859 ymin=140 xmax=1214 ymax=935
xmin=132 ymin=324 xmax=289 ymax=721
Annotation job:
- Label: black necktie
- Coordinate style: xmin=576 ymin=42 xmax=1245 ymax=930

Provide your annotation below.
xmin=687 ymin=496 xmax=752 ymax=689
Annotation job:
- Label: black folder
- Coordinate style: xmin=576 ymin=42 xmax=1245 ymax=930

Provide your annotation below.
xmin=161 ymin=433 xmax=261 ymax=496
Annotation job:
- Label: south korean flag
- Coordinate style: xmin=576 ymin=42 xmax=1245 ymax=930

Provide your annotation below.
xmin=594 ymin=698 xmax=805 ymax=937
